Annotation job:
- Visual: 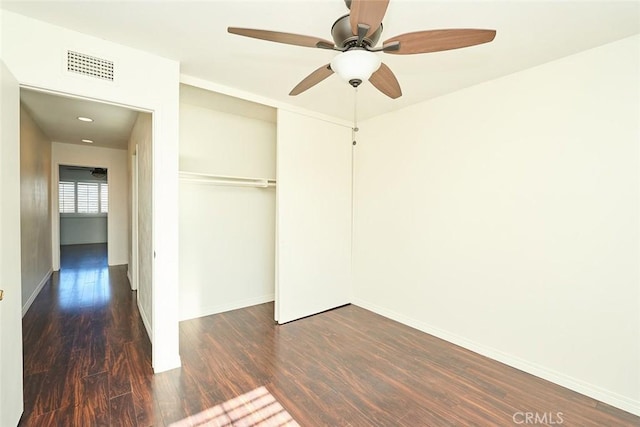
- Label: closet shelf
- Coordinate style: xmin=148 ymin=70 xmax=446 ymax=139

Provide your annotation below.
xmin=179 ymin=171 xmax=276 ymax=188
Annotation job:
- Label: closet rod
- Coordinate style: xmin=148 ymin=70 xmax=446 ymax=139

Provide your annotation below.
xmin=179 ymin=171 xmax=276 ymax=188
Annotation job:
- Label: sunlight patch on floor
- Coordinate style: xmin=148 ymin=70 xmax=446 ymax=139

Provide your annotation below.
xmin=170 ymin=386 xmax=300 ymax=427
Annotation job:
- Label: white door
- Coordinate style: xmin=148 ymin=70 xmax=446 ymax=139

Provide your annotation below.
xmin=0 ymin=61 xmax=25 ymax=425
xmin=276 ymin=110 xmax=352 ymax=324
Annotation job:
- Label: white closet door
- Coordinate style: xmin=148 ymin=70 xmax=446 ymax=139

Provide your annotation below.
xmin=276 ymin=110 xmax=352 ymax=324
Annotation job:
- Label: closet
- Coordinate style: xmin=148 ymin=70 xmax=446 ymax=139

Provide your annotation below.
xmin=178 ymin=83 xmax=352 ymax=324
xmin=179 ymin=84 xmax=276 ymax=321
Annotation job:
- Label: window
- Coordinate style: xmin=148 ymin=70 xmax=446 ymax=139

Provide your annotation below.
xmin=59 ymin=181 xmax=109 ymax=214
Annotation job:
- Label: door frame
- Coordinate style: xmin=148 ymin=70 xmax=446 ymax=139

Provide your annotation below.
xmin=130 ymin=146 xmax=139 ymax=290
xmin=0 ymin=59 xmax=24 ymax=427
xmin=53 ymin=161 xmax=110 ymax=269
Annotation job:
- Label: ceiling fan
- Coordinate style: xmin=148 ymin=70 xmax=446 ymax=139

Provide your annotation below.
xmin=228 ymin=0 xmax=496 ymax=99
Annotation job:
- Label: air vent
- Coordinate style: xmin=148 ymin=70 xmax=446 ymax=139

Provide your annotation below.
xmin=67 ymin=50 xmax=114 ymax=81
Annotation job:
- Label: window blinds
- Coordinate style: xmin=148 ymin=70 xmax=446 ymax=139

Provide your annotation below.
xmin=59 ymin=181 xmax=76 ymax=213
xmin=77 ymin=182 xmax=100 ymax=213
xmin=59 ymin=181 xmax=109 ymax=214
xmin=100 ymin=183 xmax=109 ymax=213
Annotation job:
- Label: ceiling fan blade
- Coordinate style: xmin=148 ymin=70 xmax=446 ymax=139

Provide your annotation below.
xmin=228 ymin=27 xmax=334 ymax=49
xmin=349 ymin=0 xmax=390 ymax=37
xmin=289 ymin=64 xmax=334 ymax=96
xmin=369 ymin=63 xmax=402 ymax=99
xmin=384 ymin=29 xmax=496 ymax=55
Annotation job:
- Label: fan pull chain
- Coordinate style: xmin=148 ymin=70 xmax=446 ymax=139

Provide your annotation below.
xmin=352 ymin=87 xmax=359 ymax=146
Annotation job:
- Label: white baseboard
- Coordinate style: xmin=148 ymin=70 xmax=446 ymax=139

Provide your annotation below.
xmin=22 ymin=269 xmax=53 ymax=317
xmin=136 ymin=295 xmax=153 ymax=343
xmin=352 ymin=298 xmax=640 ymax=417
xmin=134 ymin=291 xmax=181 ymax=373
xmin=179 ymin=293 xmax=275 ymax=321
xmin=127 ymin=269 xmax=132 ymax=287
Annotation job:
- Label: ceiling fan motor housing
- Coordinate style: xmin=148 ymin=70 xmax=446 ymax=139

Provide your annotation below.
xmin=331 ymin=14 xmax=382 ymax=49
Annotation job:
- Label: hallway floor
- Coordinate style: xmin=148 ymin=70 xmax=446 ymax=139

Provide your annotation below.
xmin=20 ymin=243 xmax=155 ymax=425
xmin=19 ymin=244 xmax=640 ymax=426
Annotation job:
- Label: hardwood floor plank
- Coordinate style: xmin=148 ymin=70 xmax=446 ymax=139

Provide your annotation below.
xmin=149 ymin=370 xmax=194 ymax=425
xmin=123 ymin=340 xmax=164 ymax=427
xmin=21 ymin=372 xmax=46 ymax=417
xmin=108 ymin=341 xmax=133 ymax=398
xmin=130 ymin=376 xmax=164 ymax=427
xmin=87 ymin=326 xmax=108 ymax=376
xmin=77 ymin=372 xmax=110 ymax=427
xmin=29 ymin=352 xmax=77 ymax=416
xmin=595 ymin=401 xmax=640 ymax=426
xmin=21 ymin=376 xmax=110 ymax=427
xmin=22 ymin=403 xmax=76 ymax=427
xmin=110 ymin=393 xmax=136 ymax=427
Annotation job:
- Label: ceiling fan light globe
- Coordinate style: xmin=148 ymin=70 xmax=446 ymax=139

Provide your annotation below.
xmin=330 ymin=50 xmax=381 ymax=84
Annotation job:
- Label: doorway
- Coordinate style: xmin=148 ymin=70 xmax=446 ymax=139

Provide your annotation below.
xmin=2 ymin=21 xmax=181 ymax=413
xmin=17 ymin=88 xmax=151 ymax=414
xmin=19 ymin=88 xmax=141 ymax=273
xmin=19 ymin=86 xmax=148 ymax=294
xmin=58 ymin=165 xmax=109 ymax=270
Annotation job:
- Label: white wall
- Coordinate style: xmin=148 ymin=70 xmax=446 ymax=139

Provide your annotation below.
xmin=354 ymin=35 xmax=640 ymax=415
xmin=19 ymin=104 xmax=52 ymax=315
xmin=179 ymin=88 xmax=276 ymax=320
xmin=1 ymin=11 xmax=180 ymax=372
xmin=52 ymin=142 xmax=127 ymax=264
xmin=59 ymin=217 xmax=107 ymax=245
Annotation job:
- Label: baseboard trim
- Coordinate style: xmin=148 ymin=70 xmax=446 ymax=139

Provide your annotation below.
xmin=179 ymin=293 xmax=275 ymax=321
xmin=22 ymin=269 xmax=53 ymax=317
xmin=127 ymin=269 xmax=132 ymax=287
xmin=137 ymin=295 xmax=153 ymax=343
xmin=352 ymin=298 xmax=640 ymax=417
xmin=135 ymin=291 xmax=181 ymax=373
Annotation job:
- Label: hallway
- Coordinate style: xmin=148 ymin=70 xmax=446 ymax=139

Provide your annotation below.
xmin=20 ymin=243 xmax=155 ymax=425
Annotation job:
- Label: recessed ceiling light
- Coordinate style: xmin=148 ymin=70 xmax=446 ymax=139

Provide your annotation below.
xmin=77 ymin=116 xmax=93 ymax=122
xmin=82 ymin=139 xmax=94 ymax=143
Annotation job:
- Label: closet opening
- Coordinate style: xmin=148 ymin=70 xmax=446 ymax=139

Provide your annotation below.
xmin=178 ymin=84 xmax=277 ymax=322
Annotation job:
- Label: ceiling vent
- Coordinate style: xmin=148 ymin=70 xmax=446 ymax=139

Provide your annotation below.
xmin=67 ymin=50 xmax=114 ymax=81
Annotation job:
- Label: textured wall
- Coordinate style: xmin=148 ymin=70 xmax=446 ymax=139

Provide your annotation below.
xmin=20 ymin=104 xmax=52 ymax=313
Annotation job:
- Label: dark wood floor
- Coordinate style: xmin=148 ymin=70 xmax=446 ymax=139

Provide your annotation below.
xmin=19 ymin=244 xmax=639 ymax=426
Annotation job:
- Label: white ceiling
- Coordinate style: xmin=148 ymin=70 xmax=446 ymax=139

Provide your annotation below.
xmin=20 ymin=89 xmax=138 ymax=150
xmin=5 ymin=1 xmax=640 ymax=123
